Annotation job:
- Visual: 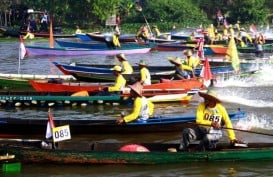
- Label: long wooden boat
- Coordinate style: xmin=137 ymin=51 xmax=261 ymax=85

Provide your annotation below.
xmin=29 ymin=79 xmax=203 ymax=93
xmin=55 ymin=38 xmax=154 ymax=50
xmin=53 ymin=60 xmax=256 ymax=76
xmin=2 ymin=139 xmax=272 ymax=164
xmin=237 ymin=44 xmax=273 ymax=53
xmin=0 ymin=110 xmax=245 ymax=135
xmin=86 ymin=32 xmax=177 ymax=43
xmin=0 ymin=73 xmax=75 ymax=91
xmin=25 ymin=45 xmax=151 ymax=56
xmin=153 ymin=43 xmax=228 ymax=54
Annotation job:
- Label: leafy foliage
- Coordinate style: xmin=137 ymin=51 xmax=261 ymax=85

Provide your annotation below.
xmin=1 ymin=0 xmax=273 ymax=31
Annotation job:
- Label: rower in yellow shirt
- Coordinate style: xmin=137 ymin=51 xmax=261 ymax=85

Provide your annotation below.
xmin=107 ymin=65 xmax=126 ymax=92
xmin=116 ymin=53 xmax=133 ymax=74
xmin=136 ymin=60 xmax=151 ymax=85
xmin=180 ymin=90 xmax=244 ymax=151
xmin=116 ymin=82 xmax=154 ymax=124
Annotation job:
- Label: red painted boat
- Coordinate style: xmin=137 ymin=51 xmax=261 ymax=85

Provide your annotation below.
xmin=29 ymin=79 xmax=203 ymax=97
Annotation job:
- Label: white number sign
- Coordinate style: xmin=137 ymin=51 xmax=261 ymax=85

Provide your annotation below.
xmin=52 ymin=125 xmax=71 ymax=142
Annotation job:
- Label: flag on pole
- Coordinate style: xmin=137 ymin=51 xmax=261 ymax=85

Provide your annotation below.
xmin=225 ymin=37 xmax=240 ymax=72
xmin=200 ymin=57 xmax=212 ymax=87
xmin=45 ymin=108 xmax=56 ymax=139
xmin=249 ymin=24 xmax=257 ymax=35
xmin=19 ymin=36 xmax=27 ymax=60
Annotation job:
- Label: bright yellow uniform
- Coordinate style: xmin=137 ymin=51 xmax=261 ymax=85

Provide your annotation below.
xmin=196 ymin=102 xmax=236 ymax=140
xmin=124 ymin=97 xmax=154 ymax=123
xmin=121 ymin=61 xmax=133 ymax=74
xmin=140 ymin=67 xmax=151 ymax=85
xmin=112 ymin=34 xmax=121 ymax=47
xmin=108 ymin=74 xmax=126 ymax=92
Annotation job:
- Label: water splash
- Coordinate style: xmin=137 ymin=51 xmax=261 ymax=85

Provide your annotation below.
xmin=214 ymin=64 xmax=273 ymax=87
xmin=220 ymin=95 xmax=273 ymax=108
xmin=234 ymin=113 xmax=273 ymax=130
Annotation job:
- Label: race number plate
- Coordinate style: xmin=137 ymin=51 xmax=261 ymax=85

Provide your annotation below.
xmin=52 ymin=125 xmax=71 ymax=142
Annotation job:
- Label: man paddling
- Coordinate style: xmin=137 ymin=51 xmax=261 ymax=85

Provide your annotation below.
xmin=116 ymin=82 xmax=154 ymax=124
xmin=179 ymin=90 xmax=244 ymax=151
xmin=116 ymin=53 xmax=134 ymax=74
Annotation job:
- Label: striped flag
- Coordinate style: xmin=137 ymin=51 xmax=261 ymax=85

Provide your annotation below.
xmin=200 ymin=57 xmax=212 ymax=87
xmin=45 ymin=108 xmax=56 ymax=139
xmin=225 ymin=37 xmax=240 ymax=72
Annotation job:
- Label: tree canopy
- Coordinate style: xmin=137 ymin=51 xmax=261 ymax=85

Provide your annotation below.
xmin=0 ymin=0 xmax=272 ymax=31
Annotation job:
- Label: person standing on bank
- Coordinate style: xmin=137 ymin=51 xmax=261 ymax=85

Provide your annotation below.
xmin=116 ymin=82 xmax=154 ymax=124
xmin=179 ymin=90 xmax=242 ymax=151
xmin=116 ymin=53 xmax=133 ymax=74
xmin=136 ymin=60 xmax=151 ymax=85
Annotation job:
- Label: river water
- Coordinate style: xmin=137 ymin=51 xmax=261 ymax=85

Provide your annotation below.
xmin=0 ymin=40 xmax=273 ymax=176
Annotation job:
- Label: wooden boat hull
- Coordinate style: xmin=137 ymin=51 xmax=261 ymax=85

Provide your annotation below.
xmin=87 ymin=32 xmax=177 ymax=43
xmin=2 ymin=141 xmax=273 ymax=164
xmin=55 ymin=39 xmax=153 ymax=50
xmin=29 ymin=79 xmax=203 ymax=93
xmin=153 ymin=43 xmax=227 ymax=54
xmin=0 ymin=111 xmax=245 ymax=135
xmin=26 ymin=45 xmax=151 ymax=56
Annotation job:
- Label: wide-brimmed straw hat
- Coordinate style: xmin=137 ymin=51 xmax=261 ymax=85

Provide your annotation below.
xmin=168 ymin=57 xmax=181 ymax=65
xmin=110 ymin=65 xmax=122 ymax=72
xmin=116 ymin=53 xmax=127 ymax=61
xmin=198 ymin=90 xmax=221 ymax=103
xmin=128 ymin=82 xmax=143 ymax=96
xmin=136 ymin=60 xmax=147 ymax=66
xmin=184 ymin=49 xmax=193 ymax=56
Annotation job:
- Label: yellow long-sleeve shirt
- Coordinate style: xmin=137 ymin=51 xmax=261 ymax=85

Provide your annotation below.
xmin=121 ymin=61 xmax=133 ymax=74
xmin=108 ymin=74 xmax=126 ymax=92
xmin=124 ymin=97 xmax=154 ymax=123
xmin=140 ymin=67 xmax=151 ymax=85
xmin=196 ymin=102 xmax=236 ymax=140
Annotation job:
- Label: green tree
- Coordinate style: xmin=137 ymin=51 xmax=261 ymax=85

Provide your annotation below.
xmin=92 ymin=0 xmax=121 ymax=24
xmin=228 ymin=0 xmax=269 ymax=25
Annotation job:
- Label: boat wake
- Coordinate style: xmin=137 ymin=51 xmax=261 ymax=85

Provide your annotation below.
xmin=234 ymin=113 xmax=273 ymax=130
xmin=220 ymin=95 xmax=273 ymax=108
xmin=214 ymin=64 xmax=273 ymax=87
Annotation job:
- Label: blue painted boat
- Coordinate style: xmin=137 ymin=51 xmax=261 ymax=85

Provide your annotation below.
xmin=53 ymin=61 xmax=254 ymax=77
xmin=75 ymin=33 xmax=93 ymax=41
xmin=0 ymin=109 xmax=245 ymax=135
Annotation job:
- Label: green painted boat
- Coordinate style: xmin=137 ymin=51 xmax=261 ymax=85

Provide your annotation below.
xmin=0 ymin=93 xmax=122 ymax=107
xmin=0 ymin=78 xmax=34 ymax=91
xmin=1 ymin=141 xmax=273 ymax=164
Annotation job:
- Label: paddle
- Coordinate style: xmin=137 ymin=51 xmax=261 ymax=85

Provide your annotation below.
xmin=190 ymin=123 xmax=273 ymax=137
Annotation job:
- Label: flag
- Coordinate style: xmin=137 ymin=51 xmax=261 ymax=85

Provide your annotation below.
xmin=45 ymin=108 xmax=56 ymax=139
xmin=249 ymin=24 xmax=257 ymax=35
xmin=200 ymin=57 xmax=212 ymax=87
xmin=225 ymin=37 xmax=240 ymax=72
xmin=196 ymin=38 xmax=204 ymax=59
xmin=19 ymin=36 xmax=27 ymax=60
